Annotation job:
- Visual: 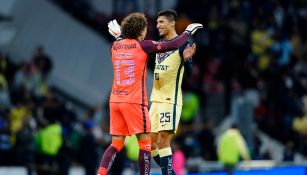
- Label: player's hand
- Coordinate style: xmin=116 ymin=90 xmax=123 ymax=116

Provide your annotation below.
xmin=184 ymin=23 xmax=203 ymax=36
xmin=183 ymin=43 xmax=196 ymax=62
xmin=108 ymin=19 xmax=122 ymax=40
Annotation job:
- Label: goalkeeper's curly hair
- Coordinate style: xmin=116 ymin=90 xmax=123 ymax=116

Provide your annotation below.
xmin=121 ymin=12 xmax=147 ymax=39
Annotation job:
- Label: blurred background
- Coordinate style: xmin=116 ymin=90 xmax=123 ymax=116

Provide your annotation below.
xmin=0 ymin=0 xmax=307 ymax=175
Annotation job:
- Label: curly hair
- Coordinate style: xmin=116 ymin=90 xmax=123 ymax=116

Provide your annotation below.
xmin=121 ymin=12 xmax=147 ymax=39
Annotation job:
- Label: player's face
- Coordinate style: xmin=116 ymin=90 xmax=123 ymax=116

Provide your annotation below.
xmin=156 ymin=16 xmax=174 ymax=37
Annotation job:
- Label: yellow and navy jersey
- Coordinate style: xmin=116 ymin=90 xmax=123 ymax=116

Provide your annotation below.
xmin=150 ymin=38 xmax=192 ymax=105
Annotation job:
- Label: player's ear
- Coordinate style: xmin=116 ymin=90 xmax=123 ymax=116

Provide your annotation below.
xmin=170 ymin=21 xmax=175 ymax=28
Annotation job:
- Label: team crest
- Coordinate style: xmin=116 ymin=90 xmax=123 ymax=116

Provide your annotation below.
xmin=157 ymin=51 xmax=175 ymax=64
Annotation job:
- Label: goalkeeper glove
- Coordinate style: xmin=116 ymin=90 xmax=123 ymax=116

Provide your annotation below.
xmin=108 ymin=19 xmax=122 ymax=40
xmin=184 ymin=23 xmax=203 ymax=36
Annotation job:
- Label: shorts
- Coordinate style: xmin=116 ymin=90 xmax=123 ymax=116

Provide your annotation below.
xmin=110 ymin=102 xmax=151 ymax=136
xmin=149 ymin=102 xmax=182 ymax=133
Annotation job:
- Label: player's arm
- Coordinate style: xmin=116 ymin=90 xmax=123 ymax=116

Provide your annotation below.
xmin=107 ymin=19 xmax=203 ymax=53
xmin=179 ymin=42 xmax=197 ymax=77
xmin=108 ymin=26 xmax=189 ymax=53
xmin=140 ymin=22 xmax=203 ymax=54
xmin=140 ymin=32 xmax=189 ymax=54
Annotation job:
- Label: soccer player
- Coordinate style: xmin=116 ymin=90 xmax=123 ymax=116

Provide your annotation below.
xmin=150 ymin=10 xmax=197 ymax=175
xmin=98 ymin=12 xmax=202 ymax=175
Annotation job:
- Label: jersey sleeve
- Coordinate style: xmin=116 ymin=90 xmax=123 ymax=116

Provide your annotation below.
xmin=179 ymin=41 xmax=193 ymax=77
xmin=179 ymin=41 xmax=190 ymax=58
xmin=140 ymin=32 xmax=189 ymax=54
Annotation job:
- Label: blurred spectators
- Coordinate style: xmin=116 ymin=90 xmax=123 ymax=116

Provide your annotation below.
xmin=79 ymin=120 xmax=98 ymax=175
xmin=124 ymin=135 xmax=139 ymax=174
xmin=0 ymin=118 xmax=13 ymax=165
xmin=181 ymin=91 xmax=200 ymax=126
xmin=34 ymin=122 xmax=63 ymax=175
xmin=197 ymin=120 xmax=216 ymax=161
xmin=0 ymin=47 xmax=108 ymax=174
xmin=0 ymin=73 xmax=11 ymax=109
xmin=172 ymin=139 xmax=186 ymax=175
xmin=1 ymin=0 xmax=307 ymax=173
xmin=218 ymin=124 xmax=250 ymax=175
xmin=32 ymin=46 xmax=53 ymax=78
xmin=283 ymin=140 xmax=295 ymax=161
xmin=293 ymin=115 xmax=307 ymax=134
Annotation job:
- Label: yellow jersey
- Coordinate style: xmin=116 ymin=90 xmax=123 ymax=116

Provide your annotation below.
xmin=150 ymin=41 xmax=188 ymax=105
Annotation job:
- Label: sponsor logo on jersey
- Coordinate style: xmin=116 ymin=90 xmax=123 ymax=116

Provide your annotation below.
xmin=157 ymin=50 xmax=175 ymax=63
xmin=113 ymin=43 xmax=137 ymax=51
xmin=113 ymin=89 xmax=128 ymax=95
xmin=155 ymin=64 xmax=169 ymax=71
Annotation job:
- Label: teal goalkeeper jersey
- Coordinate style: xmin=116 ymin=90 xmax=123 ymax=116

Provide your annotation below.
xmin=150 ymin=42 xmax=188 ymax=105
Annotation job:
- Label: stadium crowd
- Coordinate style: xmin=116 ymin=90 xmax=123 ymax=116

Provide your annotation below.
xmin=1 ymin=0 xmax=307 ymax=174
xmin=52 ymin=0 xmax=307 ymax=164
xmin=0 ymin=48 xmax=113 ymax=175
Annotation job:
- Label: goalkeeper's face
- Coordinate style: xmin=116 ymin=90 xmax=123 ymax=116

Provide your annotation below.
xmin=156 ymin=16 xmax=175 ymax=37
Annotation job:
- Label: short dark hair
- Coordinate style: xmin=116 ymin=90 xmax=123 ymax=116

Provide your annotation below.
xmin=121 ymin=12 xmax=147 ymax=39
xmin=157 ymin=9 xmax=177 ymax=21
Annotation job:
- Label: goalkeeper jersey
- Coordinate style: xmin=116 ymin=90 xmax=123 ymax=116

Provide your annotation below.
xmin=109 ymin=33 xmax=189 ymax=106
